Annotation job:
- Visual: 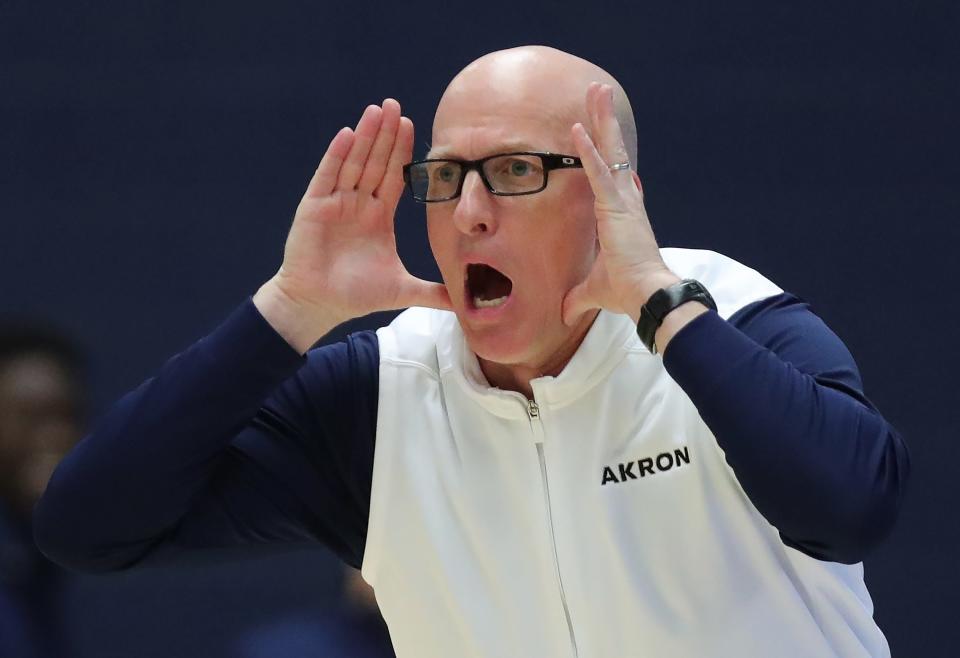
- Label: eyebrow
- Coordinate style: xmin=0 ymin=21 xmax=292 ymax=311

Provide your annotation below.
xmin=425 ymin=141 xmax=542 ymax=160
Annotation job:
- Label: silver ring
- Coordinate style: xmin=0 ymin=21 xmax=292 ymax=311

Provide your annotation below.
xmin=608 ymin=162 xmax=631 ymax=172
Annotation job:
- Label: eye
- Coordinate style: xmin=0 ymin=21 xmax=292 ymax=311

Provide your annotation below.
xmin=434 ymin=164 xmax=457 ymax=182
xmin=509 ymin=160 xmax=531 ymax=176
xmin=498 ymin=156 xmax=541 ymax=178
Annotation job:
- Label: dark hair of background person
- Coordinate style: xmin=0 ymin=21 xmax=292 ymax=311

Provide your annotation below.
xmin=0 ymin=324 xmax=85 ymax=373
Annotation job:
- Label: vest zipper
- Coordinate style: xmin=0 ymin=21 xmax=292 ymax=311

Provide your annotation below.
xmin=529 ymin=399 xmax=580 ymax=658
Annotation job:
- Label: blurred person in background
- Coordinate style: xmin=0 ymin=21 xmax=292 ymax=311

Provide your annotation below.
xmin=0 ymin=322 xmax=85 ymax=658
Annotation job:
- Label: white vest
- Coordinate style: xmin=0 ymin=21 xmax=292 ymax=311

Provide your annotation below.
xmin=363 ymin=248 xmax=889 ymax=658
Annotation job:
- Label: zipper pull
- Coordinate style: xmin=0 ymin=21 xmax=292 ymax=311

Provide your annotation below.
xmin=527 ymin=399 xmax=540 ymax=418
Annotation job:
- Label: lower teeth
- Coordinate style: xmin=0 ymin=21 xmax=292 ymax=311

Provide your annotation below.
xmin=474 ymin=295 xmax=508 ymax=308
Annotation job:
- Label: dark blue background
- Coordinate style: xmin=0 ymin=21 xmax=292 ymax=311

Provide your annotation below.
xmin=2 ymin=0 xmax=957 ymax=655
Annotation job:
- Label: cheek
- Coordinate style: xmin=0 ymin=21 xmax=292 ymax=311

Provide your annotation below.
xmin=426 ymin=212 xmax=457 ymax=284
xmin=544 ymin=199 xmax=598 ymax=287
xmin=515 ymin=217 xmax=595 ymax=310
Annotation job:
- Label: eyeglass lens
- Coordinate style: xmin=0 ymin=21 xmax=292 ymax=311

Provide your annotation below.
xmin=408 ymin=154 xmax=546 ymax=201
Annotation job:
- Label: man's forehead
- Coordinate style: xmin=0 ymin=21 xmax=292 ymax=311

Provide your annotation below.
xmin=426 ymin=138 xmax=550 ymax=160
xmin=428 ymin=98 xmax=577 ymax=160
xmin=426 ymin=126 xmax=569 ymax=160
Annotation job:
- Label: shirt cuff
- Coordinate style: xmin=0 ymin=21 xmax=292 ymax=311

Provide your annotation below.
xmin=196 ymin=298 xmax=307 ymax=383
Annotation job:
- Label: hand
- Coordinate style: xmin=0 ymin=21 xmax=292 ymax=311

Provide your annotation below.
xmin=255 ymin=99 xmax=452 ymax=352
xmin=561 ymin=83 xmax=680 ymax=327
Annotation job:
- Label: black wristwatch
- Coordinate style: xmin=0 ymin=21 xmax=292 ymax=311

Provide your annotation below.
xmin=637 ymin=279 xmax=717 ymax=354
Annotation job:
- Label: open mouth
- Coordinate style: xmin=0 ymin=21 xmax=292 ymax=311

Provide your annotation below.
xmin=466 ymin=263 xmax=514 ymax=309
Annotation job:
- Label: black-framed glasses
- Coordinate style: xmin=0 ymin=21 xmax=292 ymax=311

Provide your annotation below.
xmin=402 ymin=152 xmax=583 ymax=203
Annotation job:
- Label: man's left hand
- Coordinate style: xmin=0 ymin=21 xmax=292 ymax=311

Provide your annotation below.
xmin=561 ymin=82 xmax=681 ymax=327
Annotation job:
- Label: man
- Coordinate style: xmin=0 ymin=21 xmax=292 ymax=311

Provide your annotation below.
xmin=35 ymin=46 xmax=909 ymax=657
xmin=0 ymin=322 xmax=85 ymax=658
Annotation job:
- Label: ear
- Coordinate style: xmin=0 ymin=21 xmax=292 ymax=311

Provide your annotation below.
xmin=632 ymin=171 xmax=644 ymax=196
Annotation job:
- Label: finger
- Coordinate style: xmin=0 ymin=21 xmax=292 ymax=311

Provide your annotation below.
xmin=572 ymin=122 xmax=621 ymax=204
xmin=561 ymin=278 xmax=600 ymax=327
xmin=586 ymin=81 xmax=602 ymax=138
xmin=357 ymin=99 xmax=402 ymax=193
xmin=375 ymin=116 xmax=414 ymax=205
xmin=336 ymin=104 xmax=383 ymax=190
xmin=595 ymin=84 xmax=631 ymax=173
xmin=393 ymin=276 xmax=452 ymax=312
xmin=303 ymin=127 xmax=355 ymax=199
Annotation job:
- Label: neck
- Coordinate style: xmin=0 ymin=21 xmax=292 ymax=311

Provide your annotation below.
xmin=477 ymin=310 xmax=599 ymax=399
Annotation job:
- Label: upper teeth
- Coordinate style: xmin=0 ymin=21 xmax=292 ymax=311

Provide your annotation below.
xmin=474 ymin=295 xmax=508 ymax=308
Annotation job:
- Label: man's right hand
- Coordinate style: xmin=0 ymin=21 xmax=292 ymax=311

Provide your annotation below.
xmin=253 ymin=99 xmax=452 ymax=353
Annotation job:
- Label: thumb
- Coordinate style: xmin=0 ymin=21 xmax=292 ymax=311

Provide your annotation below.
xmin=562 ymin=277 xmax=601 ymax=327
xmin=394 ymin=275 xmax=453 ymax=312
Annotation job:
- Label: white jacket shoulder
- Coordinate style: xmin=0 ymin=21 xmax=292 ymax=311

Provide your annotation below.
xmin=660 ymin=247 xmax=783 ymax=320
xmin=376 ymin=307 xmax=455 ymax=375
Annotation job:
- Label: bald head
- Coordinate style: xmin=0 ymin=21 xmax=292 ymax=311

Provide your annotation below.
xmin=433 ymin=45 xmax=637 ymax=168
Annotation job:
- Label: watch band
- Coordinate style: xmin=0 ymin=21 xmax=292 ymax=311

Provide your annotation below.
xmin=637 ymin=279 xmax=717 ymax=354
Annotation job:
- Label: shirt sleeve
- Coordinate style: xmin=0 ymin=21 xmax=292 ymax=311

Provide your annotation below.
xmin=661 ymin=292 xmax=911 ymax=564
xmin=33 ymin=299 xmax=380 ymax=573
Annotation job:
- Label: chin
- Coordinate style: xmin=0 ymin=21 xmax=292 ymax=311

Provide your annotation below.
xmin=459 ymin=320 xmax=547 ymax=367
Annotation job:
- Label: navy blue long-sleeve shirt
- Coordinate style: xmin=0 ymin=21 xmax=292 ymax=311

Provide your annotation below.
xmin=33 ymin=293 xmax=910 ymax=573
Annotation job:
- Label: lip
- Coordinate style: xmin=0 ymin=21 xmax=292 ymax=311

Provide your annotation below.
xmin=461 ymin=257 xmax=516 ymax=324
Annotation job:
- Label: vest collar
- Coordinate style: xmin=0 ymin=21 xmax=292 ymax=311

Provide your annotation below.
xmin=437 ymin=310 xmax=648 ymax=418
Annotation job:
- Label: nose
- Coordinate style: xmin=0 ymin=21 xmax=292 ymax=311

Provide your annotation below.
xmin=451 ymin=170 xmax=497 ymax=236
